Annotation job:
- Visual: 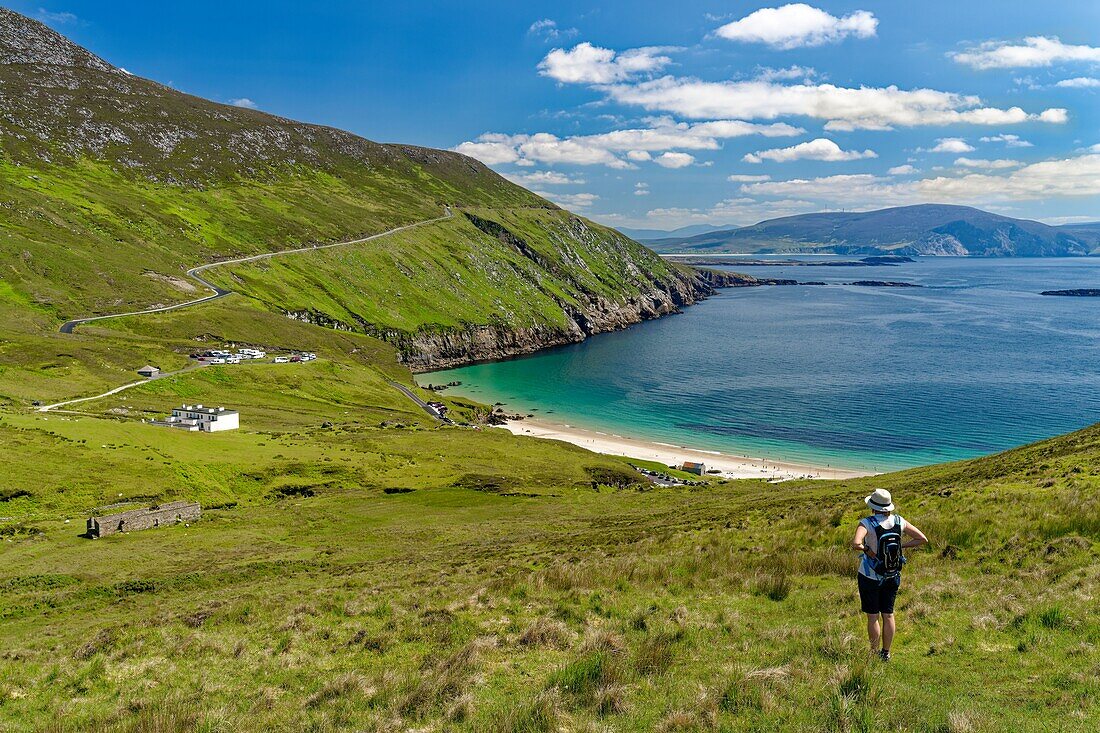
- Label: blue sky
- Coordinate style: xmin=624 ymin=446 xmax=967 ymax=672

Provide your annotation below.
xmin=18 ymin=1 xmax=1100 ymax=229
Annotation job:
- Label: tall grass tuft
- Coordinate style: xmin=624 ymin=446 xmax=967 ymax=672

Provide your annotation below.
xmin=752 ymin=571 xmax=792 ymax=601
xmin=1036 ymin=606 xmax=1072 ymax=630
xmin=718 ymin=671 xmax=765 ymax=714
xmin=633 ymin=626 xmax=684 ymax=676
xmin=518 ymin=616 xmax=570 ymax=649
xmin=398 ymin=638 xmax=485 ymax=718
xmin=482 ymin=689 xmax=562 ymax=733
xmin=304 ymin=672 xmax=367 ymax=709
xmin=828 ymin=662 xmax=877 ymax=732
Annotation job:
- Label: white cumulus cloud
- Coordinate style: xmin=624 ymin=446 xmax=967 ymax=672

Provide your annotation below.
xmin=1055 ymin=77 xmax=1100 ymax=88
xmin=727 ymin=174 xmax=772 ymax=182
xmin=738 ymin=154 xmax=1100 ymax=208
xmin=980 ymin=133 xmax=1033 ymax=148
xmin=504 ymin=170 xmax=585 ymax=186
xmin=453 ymin=118 xmax=803 ymax=169
xmin=229 ymin=98 xmax=258 ymax=109
xmin=535 ymin=191 xmax=599 ymax=209
xmin=743 ymin=138 xmax=877 ymax=163
xmin=714 ymin=4 xmax=877 ymax=50
xmin=634 ymin=182 xmax=650 ymax=196
xmin=602 ymin=77 xmax=1062 ymax=131
xmin=953 ymin=157 xmax=1023 ymax=170
xmin=655 ymin=152 xmax=696 ymax=168
xmin=887 ymin=165 xmax=919 ymax=175
xmin=538 ymin=42 xmax=673 ymax=84
xmin=923 ymin=138 xmax=975 ymax=153
xmin=1038 ymin=108 xmax=1069 ymax=124
xmin=953 ymin=36 xmax=1100 ymax=70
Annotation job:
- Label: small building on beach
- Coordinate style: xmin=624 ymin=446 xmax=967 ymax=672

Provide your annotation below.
xmin=86 ymin=501 xmax=201 ymax=538
xmin=136 ymin=365 xmax=160 ymax=378
xmin=680 ymin=461 xmax=707 ymax=476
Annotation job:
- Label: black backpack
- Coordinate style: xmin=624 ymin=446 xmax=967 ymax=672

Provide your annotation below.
xmin=873 ymin=517 xmax=906 ymax=580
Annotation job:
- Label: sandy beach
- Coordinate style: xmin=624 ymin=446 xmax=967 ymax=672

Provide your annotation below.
xmin=498 ymin=417 xmax=874 ymax=481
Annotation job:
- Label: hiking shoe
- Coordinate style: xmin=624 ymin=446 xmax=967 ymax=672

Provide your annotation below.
xmin=879 ymin=649 xmax=891 ymax=662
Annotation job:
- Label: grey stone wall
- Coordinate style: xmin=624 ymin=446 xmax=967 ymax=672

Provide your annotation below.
xmin=87 ymin=501 xmax=200 ymax=538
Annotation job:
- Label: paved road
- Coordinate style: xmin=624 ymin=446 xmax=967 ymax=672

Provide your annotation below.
xmin=386 ymin=379 xmax=453 ymax=424
xmin=43 ymin=209 xmax=453 ymax=415
xmin=59 ymin=208 xmax=451 ymax=334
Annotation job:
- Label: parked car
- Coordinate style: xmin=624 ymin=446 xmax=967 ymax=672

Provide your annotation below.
xmin=274 ymin=356 xmax=289 ymax=364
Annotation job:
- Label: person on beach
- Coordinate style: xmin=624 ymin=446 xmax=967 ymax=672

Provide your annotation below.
xmin=851 ymin=488 xmax=928 ymax=661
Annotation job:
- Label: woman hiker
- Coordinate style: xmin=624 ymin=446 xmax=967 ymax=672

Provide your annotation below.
xmin=851 ymin=488 xmax=928 ymax=661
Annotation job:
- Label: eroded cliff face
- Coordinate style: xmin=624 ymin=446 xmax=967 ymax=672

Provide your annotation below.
xmin=397 ymin=269 xmax=712 ymax=371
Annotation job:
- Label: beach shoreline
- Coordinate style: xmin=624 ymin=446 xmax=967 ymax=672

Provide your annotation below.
xmin=497 ymin=416 xmax=875 ymax=481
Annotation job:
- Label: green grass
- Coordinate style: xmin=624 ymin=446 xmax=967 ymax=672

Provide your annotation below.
xmin=1 ymin=402 xmax=1097 ymax=730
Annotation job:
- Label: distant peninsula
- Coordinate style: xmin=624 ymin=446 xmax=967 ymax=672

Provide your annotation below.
xmin=668 ymin=255 xmax=915 ymax=267
xmin=1040 ymin=289 xmax=1100 ymax=297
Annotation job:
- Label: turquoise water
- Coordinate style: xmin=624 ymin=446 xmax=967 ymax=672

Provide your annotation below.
xmin=423 ymin=258 xmax=1100 ymax=471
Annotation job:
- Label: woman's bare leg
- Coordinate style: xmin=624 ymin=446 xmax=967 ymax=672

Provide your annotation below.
xmin=866 ymin=613 xmax=881 ymax=651
xmin=881 ymin=613 xmax=895 ymax=652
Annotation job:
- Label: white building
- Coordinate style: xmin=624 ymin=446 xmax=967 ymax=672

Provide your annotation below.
xmin=152 ymin=404 xmax=239 ymax=432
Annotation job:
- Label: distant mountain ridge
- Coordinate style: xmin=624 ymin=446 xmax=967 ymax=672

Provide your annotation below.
xmin=648 ymin=204 xmax=1100 ymax=256
xmin=615 ymin=223 xmax=735 ymax=241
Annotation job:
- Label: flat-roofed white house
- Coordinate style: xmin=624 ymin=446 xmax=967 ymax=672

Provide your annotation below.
xmin=152 ymin=404 xmax=239 ymax=432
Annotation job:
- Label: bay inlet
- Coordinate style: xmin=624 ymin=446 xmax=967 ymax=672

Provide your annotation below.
xmin=423 ymin=257 xmax=1100 ymax=474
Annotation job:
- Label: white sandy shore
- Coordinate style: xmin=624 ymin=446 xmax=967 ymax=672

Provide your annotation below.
xmin=498 ymin=417 xmax=874 ymax=481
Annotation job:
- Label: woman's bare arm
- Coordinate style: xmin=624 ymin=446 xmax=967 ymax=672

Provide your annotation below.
xmin=852 ymin=523 xmax=872 ymax=556
xmin=903 ymin=521 xmax=929 ymax=549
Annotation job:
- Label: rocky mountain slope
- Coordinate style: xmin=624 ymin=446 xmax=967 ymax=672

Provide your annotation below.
xmin=0 ymin=7 xmax=719 ymax=368
xmin=649 ymin=204 xmax=1100 ymax=256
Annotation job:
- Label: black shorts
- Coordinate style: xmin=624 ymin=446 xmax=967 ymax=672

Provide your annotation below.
xmin=858 ymin=573 xmax=900 ymax=615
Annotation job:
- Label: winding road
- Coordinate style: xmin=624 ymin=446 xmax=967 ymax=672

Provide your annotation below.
xmin=59 ymin=208 xmax=451 ymax=334
xmin=41 ymin=209 xmax=452 ymax=416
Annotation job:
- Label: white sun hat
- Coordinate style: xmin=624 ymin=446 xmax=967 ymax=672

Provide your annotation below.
xmin=864 ymin=488 xmax=895 ymax=513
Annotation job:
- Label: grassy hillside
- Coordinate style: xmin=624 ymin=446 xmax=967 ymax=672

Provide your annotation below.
xmin=0 ymin=6 xmax=698 ymax=363
xmin=0 ymin=157 xmax=524 ymax=324
xmin=204 ymin=208 xmax=688 ymax=337
xmin=1 ymin=400 xmax=1097 ymax=731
